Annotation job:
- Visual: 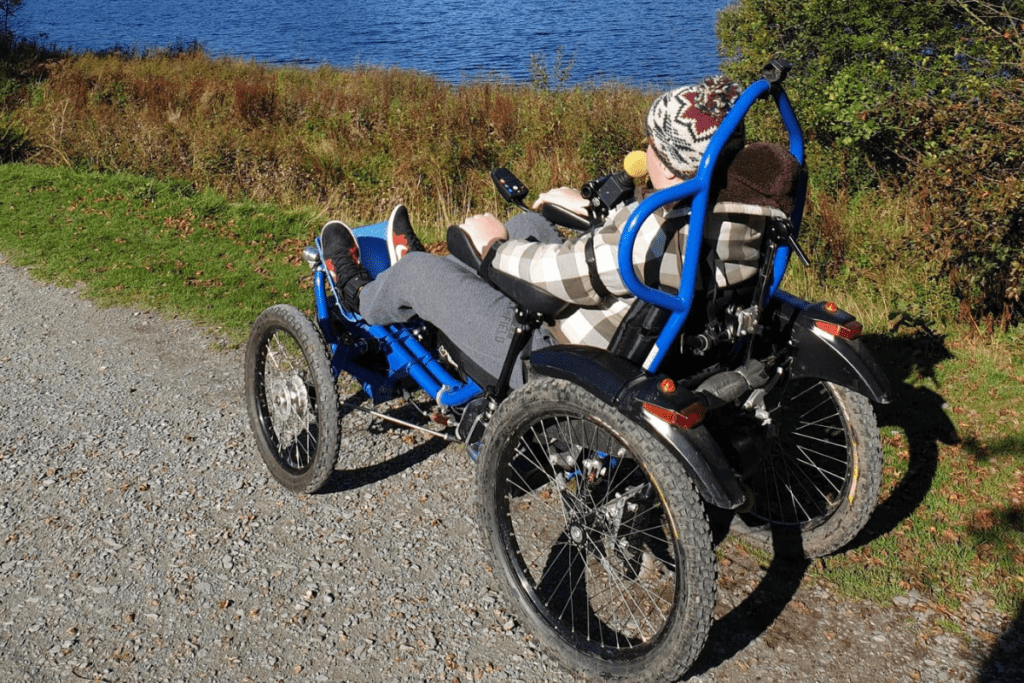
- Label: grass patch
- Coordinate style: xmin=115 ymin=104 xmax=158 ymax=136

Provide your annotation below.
xmin=0 ymin=163 xmax=318 ymax=342
xmin=4 ymin=48 xmax=653 ymax=244
xmin=808 ymin=325 xmax=1024 ymax=617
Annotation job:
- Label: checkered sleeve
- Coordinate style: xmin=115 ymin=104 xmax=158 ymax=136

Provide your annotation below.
xmin=706 ymin=202 xmax=784 ymax=287
xmin=489 ymin=200 xmax=775 ymax=348
xmin=489 ymin=219 xmax=625 ymax=306
xmin=490 ymin=204 xmax=680 ymax=305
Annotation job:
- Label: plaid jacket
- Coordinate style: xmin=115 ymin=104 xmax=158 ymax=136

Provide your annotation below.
xmin=490 ymin=200 xmax=786 ymax=347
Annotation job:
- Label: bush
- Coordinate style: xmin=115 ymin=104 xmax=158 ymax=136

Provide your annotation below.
xmin=718 ymin=1 xmax=1022 ymax=158
xmin=717 ymin=0 xmax=1024 ymax=325
xmin=902 ymin=85 xmax=1024 ymax=327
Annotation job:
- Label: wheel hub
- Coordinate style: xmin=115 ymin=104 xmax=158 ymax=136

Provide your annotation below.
xmin=269 ymin=375 xmax=309 ymax=420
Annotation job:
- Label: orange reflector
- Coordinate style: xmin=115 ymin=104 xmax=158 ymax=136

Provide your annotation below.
xmin=642 ymin=400 xmax=706 ymax=429
xmin=814 ymin=319 xmax=863 ymax=339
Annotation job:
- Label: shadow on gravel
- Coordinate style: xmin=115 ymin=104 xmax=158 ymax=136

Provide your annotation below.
xmin=318 ymin=437 xmax=450 ymax=493
xmin=688 ymin=529 xmax=810 ymax=677
xmin=977 ymin=603 xmax=1024 ymax=682
xmin=316 ymin=392 xmax=454 ymax=494
xmin=968 ymin=440 xmax=1024 ymax=683
xmin=849 ymin=319 xmax=959 ymax=548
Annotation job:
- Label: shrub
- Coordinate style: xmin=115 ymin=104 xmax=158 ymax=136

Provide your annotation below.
xmin=902 ymin=85 xmax=1024 ymax=327
xmin=717 ymin=0 xmax=1024 ymax=325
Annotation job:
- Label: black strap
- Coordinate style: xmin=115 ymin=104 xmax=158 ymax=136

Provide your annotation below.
xmin=342 ymin=275 xmax=371 ymax=312
xmin=584 ymin=236 xmax=611 ymax=300
xmin=477 ymin=238 xmax=506 ymax=280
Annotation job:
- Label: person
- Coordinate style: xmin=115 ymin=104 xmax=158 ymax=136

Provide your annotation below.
xmin=321 ymin=76 xmax=791 ymax=389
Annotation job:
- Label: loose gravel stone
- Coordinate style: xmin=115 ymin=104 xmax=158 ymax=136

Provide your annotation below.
xmin=0 ymin=256 xmax=1019 ymax=682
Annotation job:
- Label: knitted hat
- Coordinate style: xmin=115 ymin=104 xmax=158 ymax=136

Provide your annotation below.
xmin=645 ymin=76 xmax=745 ymax=177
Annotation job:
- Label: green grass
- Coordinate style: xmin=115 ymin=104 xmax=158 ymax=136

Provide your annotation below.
xmin=0 ymin=163 xmax=317 ymax=342
xmin=808 ymin=332 xmax=1024 ymax=616
xmin=2 ymin=47 xmax=652 ymax=245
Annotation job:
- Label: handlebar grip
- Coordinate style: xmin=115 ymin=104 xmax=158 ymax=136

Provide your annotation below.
xmin=541 ymin=203 xmax=591 ymax=232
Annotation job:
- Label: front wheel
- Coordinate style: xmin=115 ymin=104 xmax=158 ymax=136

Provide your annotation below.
xmin=476 ymin=378 xmax=716 ymax=682
xmin=728 ymin=379 xmax=883 ymax=558
xmin=245 ymin=304 xmax=340 ymax=493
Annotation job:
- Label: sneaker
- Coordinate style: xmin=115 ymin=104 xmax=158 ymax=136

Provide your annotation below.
xmin=320 ymin=220 xmax=371 ymax=310
xmin=385 ymin=204 xmax=425 ymax=266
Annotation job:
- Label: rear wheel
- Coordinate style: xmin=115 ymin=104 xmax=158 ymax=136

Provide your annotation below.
xmin=730 ymin=378 xmax=883 ymax=558
xmin=245 ymin=304 xmax=340 ymax=493
xmin=476 ymin=378 xmax=716 ymax=682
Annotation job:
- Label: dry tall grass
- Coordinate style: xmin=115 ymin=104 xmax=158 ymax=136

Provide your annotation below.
xmin=15 ymin=47 xmax=654 ymax=241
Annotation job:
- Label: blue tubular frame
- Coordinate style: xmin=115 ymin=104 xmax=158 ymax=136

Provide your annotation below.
xmin=617 ymin=78 xmax=806 ymax=372
xmin=313 ymin=236 xmax=484 ymax=409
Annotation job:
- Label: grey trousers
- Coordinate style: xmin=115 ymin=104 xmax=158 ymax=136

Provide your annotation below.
xmin=357 ymin=213 xmax=562 ymax=389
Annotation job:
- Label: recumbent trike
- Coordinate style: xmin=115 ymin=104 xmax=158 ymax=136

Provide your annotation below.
xmin=243 ymin=61 xmax=892 ymax=682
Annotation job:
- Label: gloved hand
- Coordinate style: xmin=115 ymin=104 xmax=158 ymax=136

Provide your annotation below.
xmin=459 ymin=213 xmax=508 ymax=257
xmin=532 ymin=187 xmax=589 ymax=217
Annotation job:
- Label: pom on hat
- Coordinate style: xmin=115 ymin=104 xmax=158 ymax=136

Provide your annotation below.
xmin=645 ymin=76 xmax=744 ymax=177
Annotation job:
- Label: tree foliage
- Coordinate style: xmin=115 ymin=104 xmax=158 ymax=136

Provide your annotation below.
xmin=1 ymin=0 xmax=23 ymax=38
xmin=717 ymin=0 xmax=1024 ymax=325
xmin=719 ymin=1 xmax=1021 ymax=151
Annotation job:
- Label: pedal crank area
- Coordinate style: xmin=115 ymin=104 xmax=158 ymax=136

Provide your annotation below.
xmin=340 ymin=397 xmax=460 ymax=444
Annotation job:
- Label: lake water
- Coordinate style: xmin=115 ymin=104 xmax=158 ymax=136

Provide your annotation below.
xmin=18 ymin=0 xmax=736 ymax=87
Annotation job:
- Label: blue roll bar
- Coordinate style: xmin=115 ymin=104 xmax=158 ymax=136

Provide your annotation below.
xmin=616 ymin=78 xmax=805 ymax=371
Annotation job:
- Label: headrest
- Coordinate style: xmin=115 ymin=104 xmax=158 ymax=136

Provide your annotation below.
xmin=715 ymin=142 xmax=803 ymax=216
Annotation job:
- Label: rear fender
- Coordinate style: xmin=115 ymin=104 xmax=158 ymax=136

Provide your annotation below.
xmin=770 ymin=292 xmax=893 ymax=404
xmin=528 ymin=345 xmax=747 ymax=509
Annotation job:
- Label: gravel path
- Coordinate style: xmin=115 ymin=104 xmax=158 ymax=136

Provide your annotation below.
xmin=1 ymin=256 xmax=1018 ymax=682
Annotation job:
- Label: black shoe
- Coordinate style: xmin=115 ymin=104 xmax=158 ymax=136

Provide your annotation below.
xmin=385 ymin=205 xmax=425 ymax=266
xmin=320 ymin=220 xmax=371 ymax=310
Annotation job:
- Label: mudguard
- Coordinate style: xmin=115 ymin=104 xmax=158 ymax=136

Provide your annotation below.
xmin=770 ymin=291 xmax=892 ymax=404
xmin=527 ymin=345 xmax=747 ymax=510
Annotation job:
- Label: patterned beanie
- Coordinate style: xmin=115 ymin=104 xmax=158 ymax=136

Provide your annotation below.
xmin=645 ymin=76 xmax=745 ymax=177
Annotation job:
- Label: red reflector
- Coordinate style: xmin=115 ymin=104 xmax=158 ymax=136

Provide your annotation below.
xmin=814 ymin=319 xmax=863 ymax=339
xmin=643 ymin=401 xmax=706 ymax=429
xmin=659 ymin=378 xmax=676 ymax=394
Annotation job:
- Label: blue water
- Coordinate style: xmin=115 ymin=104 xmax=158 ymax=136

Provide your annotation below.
xmin=18 ymin=0 xmax=735 ymax=87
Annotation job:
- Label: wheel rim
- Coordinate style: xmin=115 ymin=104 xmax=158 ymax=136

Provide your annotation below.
xmin=494 ymin=412 xmax=681 ymax=659
xmin=748 ymin=379 xmax=854 ymax=529
xmin=254 ymin=327 xmax=321 ymax=474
